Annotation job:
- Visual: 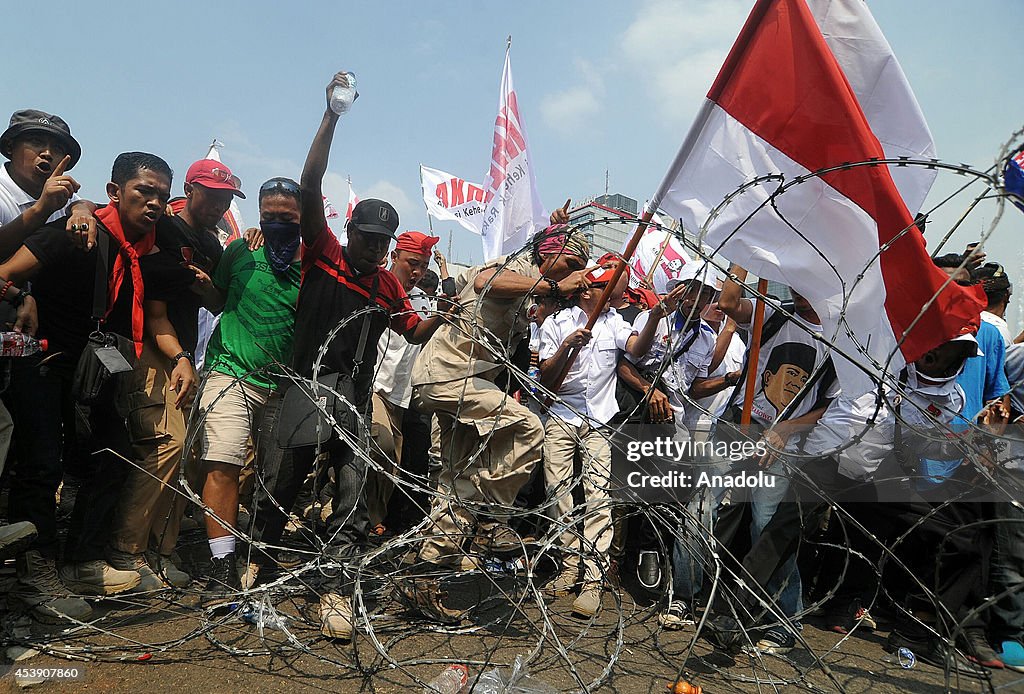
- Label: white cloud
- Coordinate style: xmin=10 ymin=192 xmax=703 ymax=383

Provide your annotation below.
xmin=540 ymin=58 xmax=604 ymax=135
xmin=363 ymin=179 xmax=417 ymax=229
xmin=541 ymin=87 xmax=600 ymax=134
xmin=620 ymin=0 xmax=748 ymax=128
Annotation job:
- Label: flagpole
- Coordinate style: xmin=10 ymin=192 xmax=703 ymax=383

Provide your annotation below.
xmin=418 ymin=164 xmax=435 ymax=234
xmin=740 ymin=279 xmax=769 ymax=428
xmin=547 ymin=97 xmax=720 ymax=400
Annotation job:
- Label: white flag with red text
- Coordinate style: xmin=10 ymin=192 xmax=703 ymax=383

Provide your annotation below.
xmin=421 ymin=165 xmax=483 ymax=234
xmin=479 ymin=45 xmax=548 ymax=260
xmin=651 ymin=0 xmax=982 ymax=398
xmin=624 ymin=211 xmax=693 ymax=293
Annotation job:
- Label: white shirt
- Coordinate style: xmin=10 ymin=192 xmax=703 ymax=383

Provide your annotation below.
xmin=627 ymin=311 xmax=717 ymax=416
xmin=733 ymin=306 xmax=837 ymax=428
xmin=695 ymin=328 xmax=745 ymax=431
xmin=538 ymin=305 xmax=633 ymax=426
xmin=0 ymin=162 xmax=80 ymax=226
xmin=374 ymin=286 xmax=431 ymax=409
xmin=981 ymin=310 xmax=1012 ymax=347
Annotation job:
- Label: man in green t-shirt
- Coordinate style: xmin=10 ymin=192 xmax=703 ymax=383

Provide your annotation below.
xmin=196 ymin=177 xmax=302 ymax=598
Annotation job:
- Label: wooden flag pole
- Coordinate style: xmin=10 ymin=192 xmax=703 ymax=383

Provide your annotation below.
xmin=740 ymin=278 xmax=769 ymax=428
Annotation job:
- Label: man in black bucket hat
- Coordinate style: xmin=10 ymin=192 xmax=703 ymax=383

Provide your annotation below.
xmin=0 ymin=109 xmax=96 ymax=259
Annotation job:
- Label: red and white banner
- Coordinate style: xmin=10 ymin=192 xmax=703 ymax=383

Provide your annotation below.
xmin=204 ymin=141 xmax=244 ymax=246
xmin=624 ymin=211 xmax=693 ymax=293
xmin=325 ymin=179 xmax=358 ymax=246
xmin=651 ymin=0 xmax=982 ymax=397
xmin=479 ymin=45 xmax=548 ymax=260
xmin=421 ymin=165 xmax=483 ymax=234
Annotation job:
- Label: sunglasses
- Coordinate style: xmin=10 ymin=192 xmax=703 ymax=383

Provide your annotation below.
xmin=208 ymin=167 xmax=242 ymax=190
xmin=260 ymin=178 xmax=300 ymax=196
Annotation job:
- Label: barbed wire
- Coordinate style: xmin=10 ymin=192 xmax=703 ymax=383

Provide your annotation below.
xmin=3 ymin=133 xmax=1024 ymax=693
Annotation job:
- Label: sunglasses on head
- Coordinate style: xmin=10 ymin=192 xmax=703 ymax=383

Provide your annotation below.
xmin=260 ymin=178 xmax=300 ymax=196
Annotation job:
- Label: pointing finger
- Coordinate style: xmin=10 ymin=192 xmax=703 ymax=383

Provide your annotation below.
xmin=50 ymin=155 xmax=71 ymax=179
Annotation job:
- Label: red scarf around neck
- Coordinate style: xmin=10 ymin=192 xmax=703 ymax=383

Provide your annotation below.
xmin=93 ymin=205 xmax=155 ymax=357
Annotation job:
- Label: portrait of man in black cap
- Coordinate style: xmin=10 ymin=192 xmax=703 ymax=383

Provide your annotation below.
xmin=0 ymin=109 xmax=97 ymax=260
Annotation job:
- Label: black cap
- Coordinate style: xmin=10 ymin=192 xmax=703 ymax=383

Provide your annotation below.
xmin=349 ymin=198 xmax=399 ymax=238
xmin=976 ymin=262 xmax=1012 ymax=292
xmin=0 ymin=110 xmax=82 ymax=169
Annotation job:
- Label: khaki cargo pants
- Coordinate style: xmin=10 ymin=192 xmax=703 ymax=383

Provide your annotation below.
xmin=412 ymin=375 xmax=543 ymax=564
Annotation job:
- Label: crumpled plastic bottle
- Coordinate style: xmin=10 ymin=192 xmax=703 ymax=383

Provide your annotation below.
xmin=330 ymin=72 xmax=359 ymax=115
xmin=470 ymin=655 xmax=559 ymax=693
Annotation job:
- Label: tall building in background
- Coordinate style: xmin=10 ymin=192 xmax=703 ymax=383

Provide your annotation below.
xmin=568 ymin=193 xmax=639 ymax=256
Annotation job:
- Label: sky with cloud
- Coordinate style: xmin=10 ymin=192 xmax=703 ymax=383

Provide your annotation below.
xmin=3 ymin=0 xmax=1022 ymax=301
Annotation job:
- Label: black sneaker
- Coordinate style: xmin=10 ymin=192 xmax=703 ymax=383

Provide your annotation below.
xmin=659 ymin=600 xmax=695 ymax=630
xmin=203 ymin=553 xmax=241 ymax=604
xmin=885 ymin=630 xmax=988 ymax=679
xmin=962 ymin=627 xmax=1005 ymax=669
xmin=825 ymin=598 xmax=877 ymax=635
xmin=637 ymin=551 xmax=662 ymax=591
xmin=753 ymin=625 xmax=796 ymax=655
xmin=702 ymin=614 xmax=744 ymax=653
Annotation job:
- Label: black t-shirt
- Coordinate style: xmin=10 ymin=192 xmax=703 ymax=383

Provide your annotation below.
xmin=26 ymin=217 xmax=138 ymax=370
xmin=293 ymin=229 xmax=418 ymax=400
xmin=140 ymin=215 xmax=223 ymax=353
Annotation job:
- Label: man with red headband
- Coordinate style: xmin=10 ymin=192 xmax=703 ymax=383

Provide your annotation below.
xmin=537 ymin=257 xmax=670 ymax=616
xmin=399 ymin=218 xmax=593 ymax=623
xmin=367 ymin=230 xmax=439 ymax=535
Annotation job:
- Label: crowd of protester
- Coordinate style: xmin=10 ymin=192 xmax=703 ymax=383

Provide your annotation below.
xmin=0 ymin=72 xmax=1021 ymax=680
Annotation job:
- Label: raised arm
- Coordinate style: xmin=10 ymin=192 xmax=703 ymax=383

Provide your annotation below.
xmin=718 ymin=263 xmax=753 ymax=325
xmin=299 ymin=72 xmax=350 ymax=247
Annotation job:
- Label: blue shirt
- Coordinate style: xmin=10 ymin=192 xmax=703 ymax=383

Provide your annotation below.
xmin=957 ymin=321 xmax=1009 ymax=421
xmin=920 ymin=323 xmax=1009 ymax=485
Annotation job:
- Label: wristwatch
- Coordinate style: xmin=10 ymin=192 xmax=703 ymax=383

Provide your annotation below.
xmin=9 ymin=284 xmax=30 ymax=309
xmin=173 ymin=351 xmax=195 ymax=368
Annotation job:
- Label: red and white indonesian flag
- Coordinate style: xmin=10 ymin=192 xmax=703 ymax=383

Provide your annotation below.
xmin=421 ymin=165 xmax=484 ymax=234
xmin=625 ymin=212 xmax=693 ymax=293
xmin=652 ymin=0 xmax=982 ymax=397
xmin=204 ymin=141 xmax=244 ymax=246
xmin=480 ymin=45 xmax=548 ymax=260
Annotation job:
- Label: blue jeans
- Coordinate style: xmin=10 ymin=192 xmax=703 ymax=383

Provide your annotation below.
xmin=749 ymin=464 xmax=803 ymax=620
xmin=671 ymin=459 xmax=803 ymax=621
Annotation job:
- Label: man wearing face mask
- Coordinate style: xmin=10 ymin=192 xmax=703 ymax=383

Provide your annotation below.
xmin=248 ymin=73 xmax=455 ymax=639
xmin=106 ymin=159 xmax=243 ymax=591
xmin=193 ymin=177 xmax=302 ymax=599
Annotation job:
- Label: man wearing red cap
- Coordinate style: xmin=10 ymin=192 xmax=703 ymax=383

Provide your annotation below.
xmin=107 ymin=158 xmax=245 ymax=591
xmin=367 ymin=230 xmax=439 ymax=534
xmin=536 ymin=260 xmax=668 ymax=617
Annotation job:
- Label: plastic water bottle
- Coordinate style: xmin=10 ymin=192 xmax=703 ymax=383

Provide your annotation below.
xmin=330 ymin=72 xmax=359 ymax=115
xmin=527 ymin=365 xmax=541 ymax=395
xmin=422 ymin=663 xmax=468 ymax=694
xmin=0 ymin=332 xmax=47 ymax=357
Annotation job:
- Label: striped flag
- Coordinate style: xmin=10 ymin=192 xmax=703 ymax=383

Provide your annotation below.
xmin=651 ymin=0 xmax=983 ymax=397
